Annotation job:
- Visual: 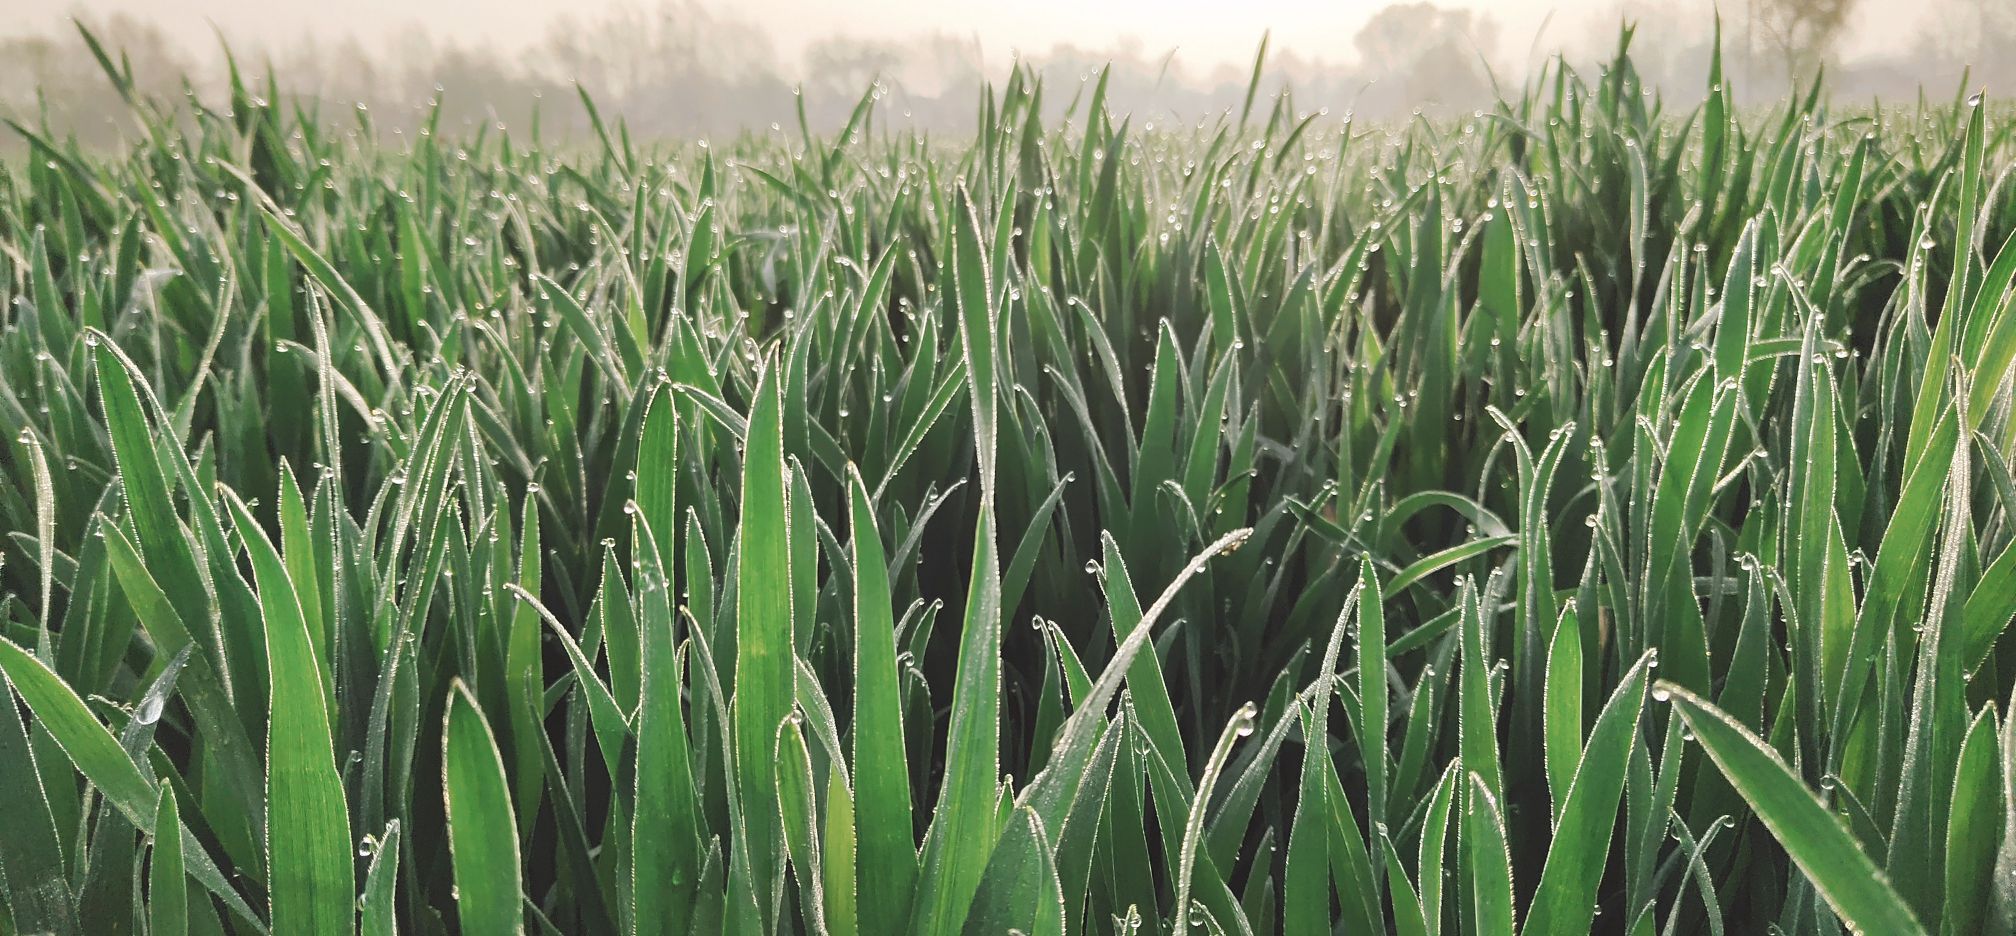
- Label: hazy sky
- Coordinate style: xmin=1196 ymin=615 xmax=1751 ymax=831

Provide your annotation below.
xmin=0 ymin=0 xmax=1933 ymax=74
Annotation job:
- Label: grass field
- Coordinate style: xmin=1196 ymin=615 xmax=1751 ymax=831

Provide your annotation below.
xmin=3 ymin=24 xmax=2016 ymax=936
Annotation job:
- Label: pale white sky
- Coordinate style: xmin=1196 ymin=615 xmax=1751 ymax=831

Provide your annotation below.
xmin=0 ymin=0 xmax=1932 ymax=74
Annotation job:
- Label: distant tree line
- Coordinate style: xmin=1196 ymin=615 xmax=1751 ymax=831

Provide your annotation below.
xmin=2 ymin=0 xmax=2007 ymax=150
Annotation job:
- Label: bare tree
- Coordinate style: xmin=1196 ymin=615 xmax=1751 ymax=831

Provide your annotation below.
xmin=1353 ymin=3 xmax=1499 ymax=111
xmin=1756 ymin=0 xmax=1855 ymax=79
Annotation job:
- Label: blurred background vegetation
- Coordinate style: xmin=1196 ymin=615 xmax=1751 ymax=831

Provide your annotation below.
xmin=5 ymin=0 xmax=2013 ymax=154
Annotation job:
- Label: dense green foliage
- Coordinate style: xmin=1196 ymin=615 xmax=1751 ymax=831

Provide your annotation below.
xmin=4 ymin=25 xmax=2016 ymax=935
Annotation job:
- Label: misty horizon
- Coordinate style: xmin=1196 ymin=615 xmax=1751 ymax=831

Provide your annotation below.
xmin=2 ymin=0 xmax=2009 ymax=148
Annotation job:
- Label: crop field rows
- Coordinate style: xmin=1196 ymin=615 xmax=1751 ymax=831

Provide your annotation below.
xmin=2 ymin=26 xmax=2016 ymax=936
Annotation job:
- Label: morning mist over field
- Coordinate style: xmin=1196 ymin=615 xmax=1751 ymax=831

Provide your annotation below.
xmin=1 ymin=0 xmax=2010 ymax=144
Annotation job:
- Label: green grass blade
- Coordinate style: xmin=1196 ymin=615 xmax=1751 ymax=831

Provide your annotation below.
xmin=1942 ymin=708 xmax=2001 ymax=935
xmin=90 ymin=337 xmax=223 ymax=698
xmin=1662 ymin=682 xmax=1926 ymax=935
xmin=0 ymin=636 xmax=155 ymax=827
xmin=735 ymin=358 xmax=794 ymax=928
xmin=1360 ymin=558 xmax=1388 ymax=830
xmin=1522 ymin=652 xmax=1652 ymax=935
xmin=1464 ymin=771 xmax=1516 ymax=935
xmin=358 ymin=822 xmax=401 ymax=936
xmin=632 ymin=525 xmax=700 ymax=934
xmin=960 ymin=806 xmax=1065 ymax=936
xmin=0 ymin=661 xmax=75 ymax=935
xmin=847 ymin=467 xmax=917 ymax=934
xmin=1544 ymin=603 xmax=1584 ymax=823
xmin=149 ymin=786 xmax=185 ymax=936
xmin=777 ymin=717 xmax=830 ymax=935
xmin=444 ymin=680 xmax=525 ymax=935
xmin=224 ymin=492 xmax=352 ymax=936
xmin=910 ymin=506 xmax=1003 ymax=934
